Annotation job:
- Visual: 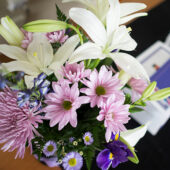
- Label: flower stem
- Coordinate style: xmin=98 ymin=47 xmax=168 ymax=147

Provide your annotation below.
xmin=67 ymin=24 xmax=83 ymax=45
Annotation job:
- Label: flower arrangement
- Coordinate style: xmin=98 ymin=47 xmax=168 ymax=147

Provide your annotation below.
xmin=0 ymin=0 xmax=170 ymax=170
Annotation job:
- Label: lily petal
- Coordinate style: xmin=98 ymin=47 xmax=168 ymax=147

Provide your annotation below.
xmin=24 ymin=75 xmax=35 ymax=88
xmin=120 ymin=3 xmax=147 ymax=17
xmin=120 ymin=12 xmax=147 ymax=25
xmin=106 ymin=0 xmax=120 ymax=37
xmin=68 ymin=42 xmax=104 ymax=64
xmin=0 ymin=44 xmax=27 ymax=61
xmin=69 ymin=7 xmax=107 ymax=46
xmin=52 ymin=35 xmax=80 ymax=64
xmin=2 ymin=61 xmax=40 ymax=76
xmin=27 ymin=33 xmax=53 ymax=68
xmin=109 ymin=52 xmax=150 ymax=82
xmin=120 ymin=124 xmax=148 ymax=147
xmin=109 ymin=26 xmax=137 ymax=51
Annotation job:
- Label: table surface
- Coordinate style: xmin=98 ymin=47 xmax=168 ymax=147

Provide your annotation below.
xmin=0 ymin=0 xmax=166 ymax=170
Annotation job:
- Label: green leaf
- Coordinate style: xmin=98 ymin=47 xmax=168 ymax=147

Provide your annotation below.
xmin=125 ymin=93 xmax=132 ymax=104
xmin=119 ymin=136 xmax=139 ymax=164
xmin=141 ymin=81 xmax=157 ymax=99
xmin=23 ymin=20 xmax=68 ymax=32
xmin=56 ymin=4 xmax=68 ymax=22
xmin=129 ymin=107 xmax=144 ymax=113
xmin=83 ymin=148 xmax=95 ymax=170
xmin=147 ymin=87 xmax=170 ymax=101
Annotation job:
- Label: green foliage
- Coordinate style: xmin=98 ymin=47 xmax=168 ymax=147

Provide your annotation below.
xmin=83 ymin=147 xmax=95 ymax=170
xmin=124 ymin=93 xmax=132 ymax=104
xmin=56 ymin=4 xmax=68 ymax=22
xmin=129 ymin=107 xmax=144 ymax=113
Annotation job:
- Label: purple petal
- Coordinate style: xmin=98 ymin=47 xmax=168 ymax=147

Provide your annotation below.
xmin=112 ymin=158 xmax=120 ymax=168
xmin=96 ymin=149 xmax=111 ymax=170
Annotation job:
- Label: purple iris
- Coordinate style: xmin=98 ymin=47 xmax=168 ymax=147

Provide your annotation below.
xmin=33 ymin=73 xmax=50 ymax=97
xmin=0 ymin=74 xmax=7 ymax=89
xmin=17 ymin=73 xmax=50 ymax=108
xmin=96 ymin=140 xmax=133 ymax=169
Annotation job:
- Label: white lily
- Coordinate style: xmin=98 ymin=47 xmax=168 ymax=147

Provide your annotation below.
xmin=121 ymin=123 xmax=148 ymax=147
xmin=68 ymin=0 xmax=149 ymax=81
xmin=0 ymin=34 xmax=80 ymax=88
xmin=0 ymin=16 xmax=24 ymax=46
xmin=62 ymin=0 xmax=147 ymax=24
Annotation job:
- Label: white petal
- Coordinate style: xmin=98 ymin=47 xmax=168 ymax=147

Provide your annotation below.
xmin=120 ymin=12 xmax=147 ymax=25
xmin=120 ymin=3 xmax=147 ymax=17
xmin=24 ymin=75 xmax=35 ymax=88
xmin=109 ymin=26 xmax=137 ymax=51
xmin=109 ymin=52 xmax=150 ymax=82
xmin=69 ymin=8 xmax=107 ymax=46
xmin=106 ymin=0 xmax=120 ymax=37
xmin=68 ymin=42 xmax=104 ymax=64
xmin=52 ymin=35 xmax=80 ymax=64
xmin=27 ymin=33 xmax=53 ymax=68
xmin=0 ymin=44 xmax=27 ymax=61
xmin=2 ymin=61 xmax=40 ymax=76
xmin=121 ymin=123 xmax=148 ymax=147
xmin=49 ymin=62 xmax=63 ymax=80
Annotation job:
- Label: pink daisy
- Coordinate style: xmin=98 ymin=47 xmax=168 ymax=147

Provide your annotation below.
xmin=97 ymin=96 xmax=130 ymax=142
xmin=46 ymin=30 xmax=68 ymax=43
xmin=21 ymin=28 xmax=33 ymax=49
xmin=128 ymin=78 xmax=148 ymax=102
xmin=44 ymin=81 xmax=89 ymax=130
xmin=0 ymin=87 xmax=43 ymax=159
xmin=62 ymin=62 xmax=91 ymax=83
xmin=81 ymin=66 xmax=123 ymax=108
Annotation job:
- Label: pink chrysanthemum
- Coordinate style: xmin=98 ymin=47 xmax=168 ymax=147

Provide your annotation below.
xmin=81 ymin=66 xmax=123 ymax=108
xmin=44 ymin=81 xmax=89 ymax=130
xmin=62 ymin=62 xmax=91 ymax=83
xmin=97 ymin=96 xmax=130 ymax=142
xmin=21 ymin=29 xmax=33 ymax=49
xmin=128 ymin=78 xmax=148 ymax=102
xmin=46 ymin=30 xmax=68 ymax=43
xmin=0 ymin=87 xmax=43 ymax=159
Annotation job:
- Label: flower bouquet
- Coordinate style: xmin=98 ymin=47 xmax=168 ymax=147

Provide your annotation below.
xmin=0 ymin=0 xmax=170 ymax=170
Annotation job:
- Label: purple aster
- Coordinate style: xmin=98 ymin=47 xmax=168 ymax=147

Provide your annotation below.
xmin=34 ymin=155 xmax=60 ymax=167
xmin=83 ymin=132 xmax=94 ymax=145
xmin=43 ymin=141 xmax=57 ymax=157
xmin=69 ymin=137 xmax=75 ymax=143
xmin=96 ymin=140 xmax=133 ymax=169
xmin=62 ymin=152 xmax=83 ymax=170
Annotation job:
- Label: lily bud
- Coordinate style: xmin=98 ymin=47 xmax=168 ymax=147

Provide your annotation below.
xmin=119 ymin=70 xmax=132 ymax=86
xmin=141 ymin=81 xmax=157 ymax=99
xmin=0 ymin=16 xmax=24 ymax=46
xmin=147 ymin=87 xmax=170 ymax=101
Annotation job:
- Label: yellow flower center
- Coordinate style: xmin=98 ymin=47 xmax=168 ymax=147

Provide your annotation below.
xmin=68 ymin=158 xmax=77 ymax=167
xmin=47 ymin=145 xmax=54 ymax=152
xmin=33 ymin=52 xmax=37 ymax=57
xmin=62 ymin=100 xmax=72 ymax=110
xmin=109 ymin=153 xmax=114 ymax=160
xmin=96 ymin=86 xmax=106 ymax=96
xmin=85 ymin=136 xmax=90 ymax=142
xmin=115 ymin=133 xmax=119 ymax=141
